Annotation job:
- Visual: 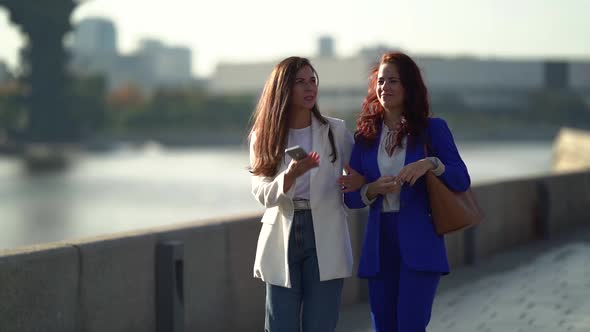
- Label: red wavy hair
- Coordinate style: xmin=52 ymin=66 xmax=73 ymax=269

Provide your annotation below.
xmin=355 ymin=52 xmax=431 ymax=147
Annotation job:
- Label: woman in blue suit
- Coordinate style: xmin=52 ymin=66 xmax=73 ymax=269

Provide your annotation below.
xmin=341 ymin=52 xmax=471 ymax=332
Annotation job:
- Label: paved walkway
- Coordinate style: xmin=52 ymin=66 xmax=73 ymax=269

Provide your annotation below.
xmin=337 ymin=226 xmax=590 ymax=332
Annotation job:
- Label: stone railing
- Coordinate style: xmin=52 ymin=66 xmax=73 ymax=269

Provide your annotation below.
xmin=1 ymin=170 xmax=589 ymax=332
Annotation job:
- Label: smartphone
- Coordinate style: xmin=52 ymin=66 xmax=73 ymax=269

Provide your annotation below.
xmin=285 ymin=145 xmax=308 ymax=161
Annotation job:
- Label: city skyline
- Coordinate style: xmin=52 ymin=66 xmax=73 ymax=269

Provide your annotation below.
xmin=0 ymin=0 xmax=589 ymax=77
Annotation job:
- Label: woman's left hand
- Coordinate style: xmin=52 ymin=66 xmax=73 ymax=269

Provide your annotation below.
xmin=396 ymin=159 xmax=434 ymax=186
xmin=338 ymin=164 xmax=366 ymax=193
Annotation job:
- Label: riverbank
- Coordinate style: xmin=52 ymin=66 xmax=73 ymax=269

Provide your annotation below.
xmin=0 ymin=121 xmax=576 ymax=155
xmin=82 ymin=124 xmax=560 ymax=152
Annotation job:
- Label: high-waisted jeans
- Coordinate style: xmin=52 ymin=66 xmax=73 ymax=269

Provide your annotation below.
xmin=265 ymin=209 xmax=344 ymax=332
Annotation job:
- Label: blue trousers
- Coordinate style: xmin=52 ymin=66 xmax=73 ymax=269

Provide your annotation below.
xmin=368 ymin=212 xmax=441 ymax=332
xmin=265 ymin=210 xmax=344 ymax=332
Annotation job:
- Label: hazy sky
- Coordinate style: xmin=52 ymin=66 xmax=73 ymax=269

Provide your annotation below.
xmin=0 ymin=0 xmax=588 ymax=76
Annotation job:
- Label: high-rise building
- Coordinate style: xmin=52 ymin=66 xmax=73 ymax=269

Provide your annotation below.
xmin=138 ymin=39 xmax=192 ymax=86
xmin=72 ymin=17 xmax=118 ymax=56
xmin=318 ymin=36 xmax=335 ymax=58
xmin=69 ymin=18 xmax=194 ymax=92
xmin=70 ymin=17 xmax=119 ymax=83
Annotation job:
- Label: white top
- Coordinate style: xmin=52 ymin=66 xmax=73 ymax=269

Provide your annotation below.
xmin=287 ymin=125 xmax=312 ymax=200
xmin=361 ymin=123 xmax=445 ymax=212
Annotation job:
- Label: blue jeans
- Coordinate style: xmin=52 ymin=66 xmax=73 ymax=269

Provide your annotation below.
xmin=265 ymin=209 xmax=344 ymax=332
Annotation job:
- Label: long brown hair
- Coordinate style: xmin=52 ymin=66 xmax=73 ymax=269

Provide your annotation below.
xmin=248 ymin=56 xmax=337 ymax=177
xmin=355 ymin=52 xmax=431 ymax=147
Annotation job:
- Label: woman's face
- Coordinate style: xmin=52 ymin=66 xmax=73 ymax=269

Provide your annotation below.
xmin=290 ymin=65 xmax=318 ymax=112
xmin=376 ymin=62 xmax=405 ymax=112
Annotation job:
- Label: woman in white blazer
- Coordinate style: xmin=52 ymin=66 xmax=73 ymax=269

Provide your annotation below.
xmin=248 ymin=56 xmax=359 ymax=332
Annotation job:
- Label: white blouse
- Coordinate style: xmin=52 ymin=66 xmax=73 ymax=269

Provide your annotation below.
xmin=361 ymin=124 xmax=445 ymax=212
xmin=286 ymin=125 xmax=312 ymax=200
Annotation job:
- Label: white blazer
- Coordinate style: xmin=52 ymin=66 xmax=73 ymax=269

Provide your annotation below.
xmin=250 ymin=116 xmax=354 ymax=288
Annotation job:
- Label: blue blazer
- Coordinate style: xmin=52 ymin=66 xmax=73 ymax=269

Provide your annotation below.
xmin=345 ymin=118 xmax=471 ymax=277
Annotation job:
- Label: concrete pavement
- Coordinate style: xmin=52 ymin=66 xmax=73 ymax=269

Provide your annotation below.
xmin=337 ymin=226 xmax=590 ymax=332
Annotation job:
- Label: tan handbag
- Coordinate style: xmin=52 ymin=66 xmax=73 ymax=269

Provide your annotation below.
xmin=424 ymin=145 xmax=484 ymax=235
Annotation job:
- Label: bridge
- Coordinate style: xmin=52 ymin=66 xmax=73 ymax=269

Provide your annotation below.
xmin=0 ymin=0 xmax=79 ymax=143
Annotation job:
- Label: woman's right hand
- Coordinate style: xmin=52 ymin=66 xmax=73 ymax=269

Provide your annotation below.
xmin=339 ymin=164 xmax=366 ymax=193
xmin=284 ymin=152 xmax=320 ymax=192
xmin=366 ymin=176 xmax=402 ymax=200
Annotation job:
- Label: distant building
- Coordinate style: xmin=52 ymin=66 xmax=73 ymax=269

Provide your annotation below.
xmin=137 ymin=39 xmax=193 ymax=87
xmin=417 ymin=57 xmax=545 ymax=90
xmin=418 ymin=57 xmax=590 ymax=110
xmin=318 ymin=36 xmax=335 ymax=58
xmin=210 ymin=56 xmax=369 ymax=115
xmin=570 ymin=61 xmax=590 ymax=91
xmin=544 ymin=61 xmax=569 ymax=89
xmin=0 ymin=61 xmax=10 ymax=83
xmin=72 ymin=17 xmax=117 ymax=56
xmin=69 ymin=18 xmax=195 ymax=92
xmin=209 ymin=48 xmax=590 ymax=116
xmin=416 ymin=56 xmax=545 ymax=111
xmin=107 ymin=54 xmax=152 ymax=90
xmin=358 ymin=45 xmax=401 ymax=65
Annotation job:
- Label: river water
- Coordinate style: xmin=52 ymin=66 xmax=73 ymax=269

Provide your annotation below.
xmin=0 ymin=141 xmax=553 ymax=250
